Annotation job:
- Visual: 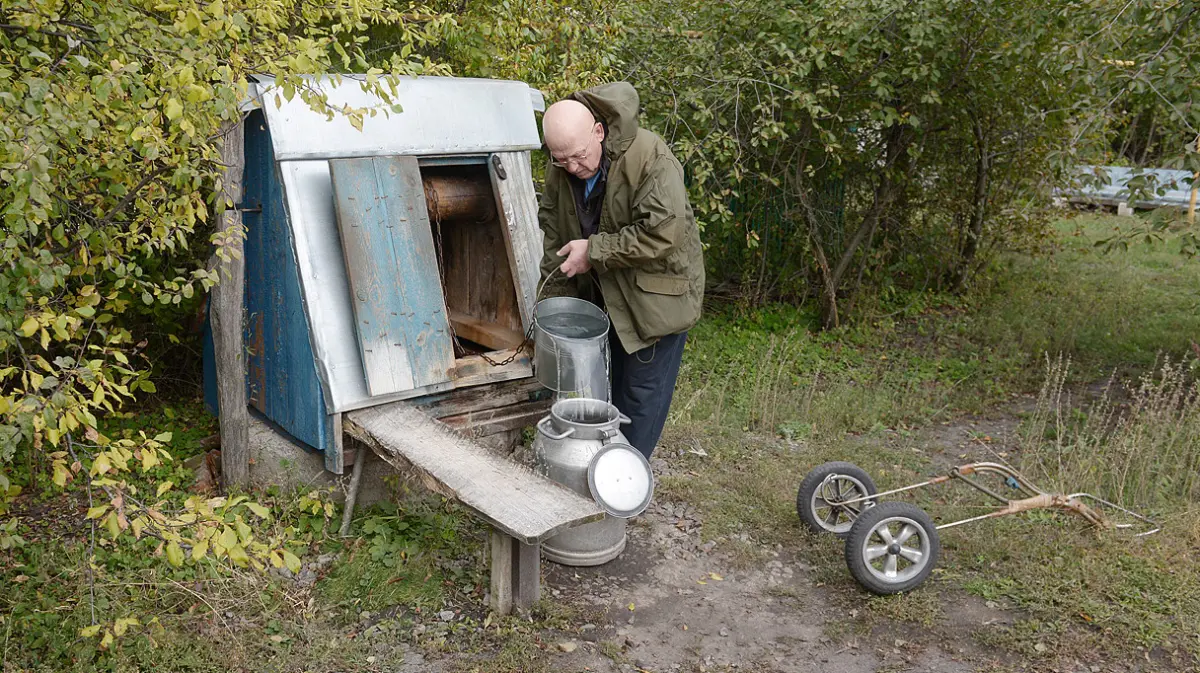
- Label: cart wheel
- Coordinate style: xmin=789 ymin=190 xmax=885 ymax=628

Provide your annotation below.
xmin=844 ymin=502 xmax=939 ymax=595
xmin=796 ymin=462 xmax=878 ymax=537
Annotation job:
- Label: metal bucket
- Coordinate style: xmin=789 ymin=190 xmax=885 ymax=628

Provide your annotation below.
xmin=533 ymin=297 xmax=610 ymax=402
xmin=535 ymin=398 xmax=630 ymax=566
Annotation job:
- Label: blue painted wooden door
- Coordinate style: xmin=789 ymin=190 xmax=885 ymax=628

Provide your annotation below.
xmin=330 ymin=156 xmax=455 ymax=397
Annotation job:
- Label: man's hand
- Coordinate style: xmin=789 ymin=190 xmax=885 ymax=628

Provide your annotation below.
xmin=556 ymin=239 xmax=592 ymax=277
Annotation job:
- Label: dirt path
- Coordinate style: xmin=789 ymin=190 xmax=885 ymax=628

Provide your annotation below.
xmin=535 ymin=494 xmax=1001 ymax=673
xmin=404 ymin=397 xmax=1177 ymax=672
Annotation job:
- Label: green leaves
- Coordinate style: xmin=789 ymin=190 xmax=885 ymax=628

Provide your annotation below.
xmin=1 ymin=0 xmax=446 ymax=656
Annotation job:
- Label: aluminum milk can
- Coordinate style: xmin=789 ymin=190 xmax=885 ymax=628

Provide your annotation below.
xmin=534 ymin=398 xmax=630 ymax=566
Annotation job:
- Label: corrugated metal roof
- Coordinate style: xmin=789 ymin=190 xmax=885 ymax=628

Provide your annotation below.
xmin=251 ymin=75 xmax=544 ymax=160
xmin=1061 ymin=165 xmax=1196 ymax=209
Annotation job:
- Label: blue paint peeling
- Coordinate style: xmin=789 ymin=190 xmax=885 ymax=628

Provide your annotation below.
xmin=203 ymin=109 xmax=340 ymax=471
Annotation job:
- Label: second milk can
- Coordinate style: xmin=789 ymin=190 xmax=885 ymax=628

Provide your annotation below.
xmin=535 ymin=398 xmax=630 ymax=565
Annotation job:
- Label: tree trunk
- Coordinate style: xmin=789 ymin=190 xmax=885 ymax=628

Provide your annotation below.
xmin=211 ymin=119 xmax=250 ymax=490
xmin=955 ymin=116 xmax=989 ymax=291
xmin=807 ymin=124 xmax=908 ymax=328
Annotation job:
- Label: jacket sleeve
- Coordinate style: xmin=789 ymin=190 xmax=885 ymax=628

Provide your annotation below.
xmin=587 ymin=153 xmax=688 ymax=273
xmin=537 ymin=170 xmax=573 ymax=298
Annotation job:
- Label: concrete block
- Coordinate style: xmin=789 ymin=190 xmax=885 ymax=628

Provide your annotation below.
xmin=248 ymin=414 xmax=393 ymax=508
xmin=1117 ymin=202 xmax=1134 ymax=217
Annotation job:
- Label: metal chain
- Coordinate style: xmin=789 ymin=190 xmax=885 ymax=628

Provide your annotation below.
xmin=476 ymin=267 xmax=564 ymax=367
xmin=428 ymin=188 xmax=561 ymax=368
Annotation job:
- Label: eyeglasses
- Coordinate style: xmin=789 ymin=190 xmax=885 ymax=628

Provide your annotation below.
xmin=550 ymin=145 xmax=590 ymax=169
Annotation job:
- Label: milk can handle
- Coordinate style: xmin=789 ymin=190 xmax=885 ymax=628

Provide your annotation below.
xmin=618 ymin=413 xmax=632 ymax=425
xmin=536 ymin=416 xmax=574 ymax=441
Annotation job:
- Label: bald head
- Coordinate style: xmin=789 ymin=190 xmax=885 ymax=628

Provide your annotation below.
xmin=543 ymin=100 xmax=595 ymax=149
xmin=542 ymin=99 xmax=605 ymax=179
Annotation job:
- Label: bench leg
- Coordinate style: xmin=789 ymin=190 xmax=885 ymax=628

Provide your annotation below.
xmin=338 ymin=447 xmax=369 ymax=537
xmin=490 ymin=530 xmax=540 ymax=615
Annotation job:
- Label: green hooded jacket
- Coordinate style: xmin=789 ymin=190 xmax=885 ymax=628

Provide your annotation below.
xmin=538 ymin=82 xmax=705 ymax=354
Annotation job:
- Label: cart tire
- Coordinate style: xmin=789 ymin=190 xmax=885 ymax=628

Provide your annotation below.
xmin=844 ymin=502 xmax=939 ymax=595
xmin=796 ymin=462 xmax=878 ymax=537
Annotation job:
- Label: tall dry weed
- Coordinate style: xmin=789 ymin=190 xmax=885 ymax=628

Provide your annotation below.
xmin=1019 ymin=354 xmax=1200 ymax=511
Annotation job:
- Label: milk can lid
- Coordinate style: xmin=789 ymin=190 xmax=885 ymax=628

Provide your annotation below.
xmin=587 ymin=443 xmax=654 ymax=519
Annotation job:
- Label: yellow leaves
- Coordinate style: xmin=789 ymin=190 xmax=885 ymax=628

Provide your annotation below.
xmin=91 ymin=453 xmax=112 ymax=476
xmin=86 ymin=504 xmax=109 ymax=520
xmin=165 ymin=540 xmax=184 ymax=568
xmin=220 ymin=525 xmax=238 ymax=550
xmin=235 ymin=516 xmax=253 ymax=546
xmin=281 ymin=549 xmax=302 ymax=574
xmin=192 ymin=537 xmax=209 ymax=561
xmin=156 ymin=481 xmax=174 ymax=497
xmin=112 ymin=617 xmax=139 ymax=637
xmin=227 ymin=544 xmax=250 ymax=567
xmin=245 ymin=502 xmax=270 ymax=519
xmin=164 ymin=97 xmax=183 ymax=121
xmin=104 ymin=511 xmax=122 ymax=539
xmin=141 ymin=447 xmax=159 ymax=471
xmin=52 ymin=461 xmax=71 ymax=488
xmin=79 ymin=625 xmax=102 ymax=638
xmin=19 ymin=316 xmax=39 ymax=337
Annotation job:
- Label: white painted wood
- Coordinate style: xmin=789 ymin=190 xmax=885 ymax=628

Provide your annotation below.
xmin=489 ymin=151 xmax=543 ymax=331
xmin=344 ymin=402 xmax=603 ymax=545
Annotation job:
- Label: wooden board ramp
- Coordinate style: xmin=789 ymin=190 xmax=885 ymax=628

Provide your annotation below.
xmin=344 ymin=400 xmax=604 ymax=615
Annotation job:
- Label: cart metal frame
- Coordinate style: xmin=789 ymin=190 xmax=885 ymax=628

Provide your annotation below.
xmin=825 ymin=461 xmax=1160 ymax=535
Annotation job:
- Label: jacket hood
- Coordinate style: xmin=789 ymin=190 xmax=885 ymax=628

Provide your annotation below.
xmin=570 ymin=82 xmax=640 ymax=158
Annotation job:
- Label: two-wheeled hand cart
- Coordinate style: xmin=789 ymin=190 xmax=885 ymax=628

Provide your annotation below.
xmin=796 ymin=461 xmax=1159 ymax=594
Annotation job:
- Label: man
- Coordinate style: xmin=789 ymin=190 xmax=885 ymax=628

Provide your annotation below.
xmin=538 ymin=81 xmax=705 ymax=459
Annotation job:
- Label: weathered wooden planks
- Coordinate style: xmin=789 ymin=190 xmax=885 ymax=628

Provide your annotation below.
xmin=211 ymin=119 xmax=250 ymax=488
xmin=488 ymin=152 xmax=542 ymax=330
xmin=448 ymin=310 xmax=524 ymax=351
xmin=411 ymin=376 xmax=548 ymax=419
xmin=344 ymin=402 xmax=603 ymax=545
xmin=334 ymin=350 xmax=533 ymax=414
xmin=330 ymin=156 xmax=456 ymax=397
xmin=428 ymin=163 xmax=524 ymax=350
xmin=490 ymin=531 xmax=540 ymax=614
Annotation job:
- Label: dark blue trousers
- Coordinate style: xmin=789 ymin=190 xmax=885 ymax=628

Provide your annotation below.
xmin=610 ymin=329 xmax=688 ymax=459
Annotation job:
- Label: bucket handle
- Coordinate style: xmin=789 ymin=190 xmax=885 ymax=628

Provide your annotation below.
xmin=536 ymin=416 xmax=575 ymax=441
xmin=618 ymin=412 xmax=631 ymax=425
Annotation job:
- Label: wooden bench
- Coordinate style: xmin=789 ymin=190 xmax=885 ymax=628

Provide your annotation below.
xmin=343 ymin=400 xmax=604 ymax=615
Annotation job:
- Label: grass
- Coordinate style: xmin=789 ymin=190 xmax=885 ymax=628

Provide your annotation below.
xmin=661 ymin=214 xmax=1200 ymax=665
xmin=4 ymin=213 xmax=1200 ymax=671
